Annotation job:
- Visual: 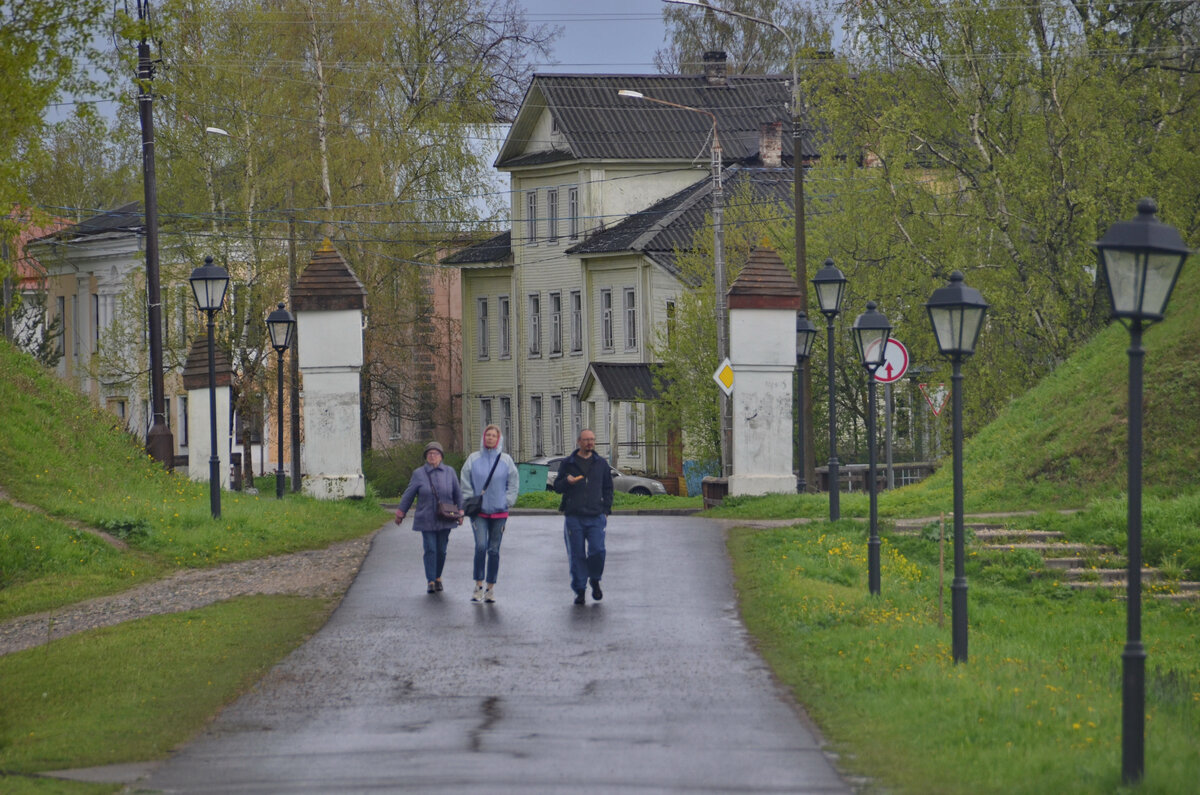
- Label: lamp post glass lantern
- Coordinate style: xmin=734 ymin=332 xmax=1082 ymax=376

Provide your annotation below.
xmin=812 ymin=258 xmax=847 ymax=520
xmin=266 ymin=302 xmax=296 ymax=499
xmin=1094 ymin=198 xmax=1191 ymax=785
xmin=925 ymin=270 xmax=988 ymax=664
xmin=795 ymin=312 xmax=817 ymax=492
xmin=189 ymin=256 xmax=230 ymax=519
xmin=852 ymin=301 xmax=892 ymax=596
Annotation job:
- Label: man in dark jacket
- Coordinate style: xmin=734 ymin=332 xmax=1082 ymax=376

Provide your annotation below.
xmin=553 ymin=429 xmax=614 ymax=604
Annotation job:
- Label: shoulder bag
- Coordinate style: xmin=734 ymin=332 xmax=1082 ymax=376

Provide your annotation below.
xmin=428 ymin=469 xmax=462 ymax=521
xmin=464 ymin=454 xmax=501 ymax=517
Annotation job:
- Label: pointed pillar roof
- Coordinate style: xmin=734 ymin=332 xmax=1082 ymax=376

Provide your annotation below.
xmin=182 ymin=336 xmax=233 ymax=390
xmin=292 ymin=238 xmax=367 ymax=311
xmin=727 ymin=242 xmax=803 ymax=310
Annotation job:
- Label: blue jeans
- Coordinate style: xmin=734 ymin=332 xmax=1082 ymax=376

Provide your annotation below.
xmin=471 ymin=515 xmax=506 ymax=584
xmin=563 ymin=514 xmax=606 ymax=594
xmin=421 ymin=529 xmax=450 ymax=583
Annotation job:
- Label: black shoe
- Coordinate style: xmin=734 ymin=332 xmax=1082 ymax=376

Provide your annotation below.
xmin=427 ymin=582 xmax=437 ymax=594
xmin=435 ymin=579 xmax=444 ymax=592
xmin=590 ymin=579 xmax=603 ymax=601
xmin=574 ymin=590 xmax=586 ymax=605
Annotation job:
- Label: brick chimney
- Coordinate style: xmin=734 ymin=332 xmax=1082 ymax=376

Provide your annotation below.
xmin=703 ymin=51 xmax=727 ymax=86
xmin=759 ymin=122 xmax=783 ymax=168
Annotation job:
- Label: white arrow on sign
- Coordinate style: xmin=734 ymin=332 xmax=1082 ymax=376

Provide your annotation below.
xmin=863 ymin=338 xmax=910 ymax=384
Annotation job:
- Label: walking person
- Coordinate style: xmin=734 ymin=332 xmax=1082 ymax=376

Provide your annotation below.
xmin=553 ymin=429 xmax=613 ymax=605
xmin=460 ymin=424 xmax=519 ymax=604
xmin=394 ymin=441 xmax=463 ymax=594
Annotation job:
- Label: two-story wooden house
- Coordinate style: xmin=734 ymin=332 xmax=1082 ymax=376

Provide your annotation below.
xmin=449 ymin=53 xmax=801 ymax=474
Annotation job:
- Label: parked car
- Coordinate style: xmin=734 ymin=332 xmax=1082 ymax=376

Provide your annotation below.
xmin=526 ymin=455 xmax=667 ymax=496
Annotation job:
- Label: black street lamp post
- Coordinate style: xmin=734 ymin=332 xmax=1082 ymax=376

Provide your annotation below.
xmin=925 ymin=271 xmax=988 ymax=664
xmin=189 ymin=256 xmax=230 ymax=520
xmin=266 ymin=303 xmax=296 ymax=500
xmin=852 ymin=301 xmax=892 ymax=596
xmin=795 ymin=312 xmax=817 ymax=493
xmin=812 ymin=258 xmax=847 ymax=520
xmin=1094 ymin=198 xmax=1191 ymax=785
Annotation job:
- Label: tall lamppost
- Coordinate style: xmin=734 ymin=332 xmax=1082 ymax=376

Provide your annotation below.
xmin=1093 ymin=198 xmax=1191 ymax=785
xmin=852 ymin=301 xmax=892 ymax=596
xmin=618 ymin=88 xmax=730 ymax=475
xmin=925 ymin=271 xmax=988 ymax=663
xmin=795 ymin=311 xmax=818 ymax=492
xmin=665 ymin=0 xmax=815 ymax=485
xmin=265 ymin=302 xmax=296 ymax=500
xmin=812 ymin=258 xmax=847 ymax=520
xmin=190 ymin=256 xmax=230 ymax=519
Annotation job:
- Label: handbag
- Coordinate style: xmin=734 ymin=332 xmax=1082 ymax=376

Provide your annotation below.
xmin=428 ymin=470 xmax=462 ymax=521
xmin=465 ymin=453 xmax=502 ymax=517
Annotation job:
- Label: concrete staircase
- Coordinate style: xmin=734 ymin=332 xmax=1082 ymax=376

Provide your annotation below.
xmin=893 ymin=517 xmax=1200 ymax=600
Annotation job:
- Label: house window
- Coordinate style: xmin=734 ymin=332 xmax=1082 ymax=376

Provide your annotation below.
xmin=600 ymin=289 xmax=613 ymax=351
xmin=54 ymin=296 xmax=65 ymax=355
xmin=500 ymin=396 xmax=512 ymax=445
xmin=526 ymin=190 xmax=538 ymax=244
xmin=624 ymin=288 xmax=637 ymax=350
xmin=481 ymin=397 xmax=493 ymax=429
xmin=178 ymin=396 xmax=189 ymax=446
xmin=547 ymin=188 xmax=559 ymax=243
xmin=626 ymin=404 xmax=640 ymax=455
xmin=528 ymin=294 xmax=541 ymax=356
xmin=476 ymin=297 xmax=490 ymax=359
xmin=531 ymin=396 xmax=544 ymax=456
xmin=551 ymin=395 xmax=563 ymax=454
xmin=499 ymin=295 xmax=511 ymax=358
xmin=570 ymin=290 xmax=582 ymax=353
xmin=108 ymin=397 xmax=127 ymax=421
xmin=568 ymin=187 xmax=579 ymax=239
xmin=666 ymin=300 xmax=676 ymax=347
xmin=389 ymin=393 xmax=403 ymax=438
xmin=571 ymin=395 xmax=582 ymax=441
xmin=549 ymin=291 xmax=562 ymax=355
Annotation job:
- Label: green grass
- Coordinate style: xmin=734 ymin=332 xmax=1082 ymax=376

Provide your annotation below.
xmin=729 ymin=522 xmax=1200 ymax=794
xmin=0 ymin=595 xmax=334 ymax=791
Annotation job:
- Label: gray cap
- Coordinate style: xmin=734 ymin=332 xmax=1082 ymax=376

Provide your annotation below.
xmin=423 ymin=441 xmax=444 ymax=457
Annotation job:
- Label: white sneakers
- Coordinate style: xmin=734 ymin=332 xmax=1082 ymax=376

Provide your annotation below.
xmin=471 ymin=585 xmax=485 ymax=603
xmin=484 ymin=587 xmax=496 ymax=603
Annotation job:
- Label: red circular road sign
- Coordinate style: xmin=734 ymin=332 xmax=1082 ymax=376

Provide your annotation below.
xmin=865 ymin=338 xmax=909 ymax=383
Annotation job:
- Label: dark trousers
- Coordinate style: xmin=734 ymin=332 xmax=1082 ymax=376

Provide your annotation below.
xmin=421 ymin=529 xmax=450 ymax=582
xmin=563 ymin=514 xmax=606 ymax=593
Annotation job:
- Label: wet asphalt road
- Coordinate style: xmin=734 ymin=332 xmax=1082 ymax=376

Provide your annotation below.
xmin=141 ymin=513 xmax=851 ymax=794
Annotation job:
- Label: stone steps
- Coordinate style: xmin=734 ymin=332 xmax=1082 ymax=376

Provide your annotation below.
xmin=898 ymin=521 xmax=1199 ymax=600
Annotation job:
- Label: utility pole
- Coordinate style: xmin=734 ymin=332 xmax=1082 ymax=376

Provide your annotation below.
xmin=138 ymin=0 xmax=174 ymax=469
xmin=287 ymin=184 xmax=302 ymax=491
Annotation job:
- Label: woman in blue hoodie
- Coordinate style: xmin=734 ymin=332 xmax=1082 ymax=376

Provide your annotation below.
xmin=460 ymin=424 xmax=519 ymax=603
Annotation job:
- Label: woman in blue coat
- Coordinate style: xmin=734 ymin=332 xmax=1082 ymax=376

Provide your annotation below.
xmin=459 ymin=424 xmax=519 ymax=603
xmin=395 ymin=441 xmax=463 ymax=593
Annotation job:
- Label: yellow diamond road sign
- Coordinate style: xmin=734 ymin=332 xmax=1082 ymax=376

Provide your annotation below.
xmin=712 ymin=357 xmax=734 ymax=396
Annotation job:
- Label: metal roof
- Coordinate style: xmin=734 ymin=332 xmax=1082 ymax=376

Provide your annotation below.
xmin=579 ymin=362 xmax=667 ymax=402
xmin=497 ymin=73 xmax=816 ymax=168
xmin=566 ymin=166 xmax=794 ymax=276
xmin=440 ymin=231 xmax=512 ymax=266
xmin=33 ymin=202 xmax=142 ymax=242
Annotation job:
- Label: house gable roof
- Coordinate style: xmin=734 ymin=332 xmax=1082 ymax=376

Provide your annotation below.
xmin=440 ymin=230 xmax=512 ymax=266
xmin=33 ymin=202 xmax=143 ymax=242
xmin=497 ymin=73 xmax=811 ymax=169
xmin=565 ymin=166 xmax=794 ymax=276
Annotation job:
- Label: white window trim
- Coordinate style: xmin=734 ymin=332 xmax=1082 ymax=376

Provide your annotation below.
xmin=498 ymin=295 xmax=511 ymax=359
xmin=570 ymin=290 xmax=583 ymax=353
xmin=600 ymin=288 xmax=613 ymax=352
xmin=623 ymin=287 xmax=637 ymax=351
xmin=528 ymin=293 xmax=541 ymax=357
xmin=549 ymin=291 xmax=562 ymax=356
xmin=526 ymin=190 xmax=538 ymax=245
xmin=547 ymin=188 xmax=559 ymax=244
xmin=568 ymin=186 xmax=580 ymax=240
xmin=476 ymin=297 xmax=490 ymax=359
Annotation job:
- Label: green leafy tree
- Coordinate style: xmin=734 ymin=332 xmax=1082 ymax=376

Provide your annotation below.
xmin=655 ymin=0 xmax=831 ymax=74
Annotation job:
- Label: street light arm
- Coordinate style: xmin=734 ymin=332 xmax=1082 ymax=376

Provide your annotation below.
xmin=617 ymin=88 xmax=720 ymax=149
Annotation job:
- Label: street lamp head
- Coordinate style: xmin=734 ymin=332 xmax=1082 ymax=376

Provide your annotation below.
xmin=852 ymin=301 xmax=892 ymax=371
xmin=812 ymin=258 xmax=847 ymax=318
xmin=189 ymin=256 xmax=230 ymax=313
xmin=266 ymin=302 xmax=296 ymax=353
xmin=617 ymin=89 xmax=644 ymax=100
xmin=795 ymin=311 xmax=817 ymax=362
xmin=1094 ymin=198 xmax=1192 ymax=324
xmin=926 ymin=270 xmax=988 ymax=359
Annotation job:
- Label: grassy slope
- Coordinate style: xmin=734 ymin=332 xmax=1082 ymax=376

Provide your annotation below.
xmin=885 ymin=261 xmax=1200 ymax=513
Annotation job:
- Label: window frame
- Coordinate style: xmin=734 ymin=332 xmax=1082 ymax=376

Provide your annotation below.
xmin=526 ymin=190 xmax=538 ymax=245
xmin=623 ymin=287 xmax=637 ymax=351
xmin=528 ymin=293 xmax=541 ymax=357
xmin=568 ymin=186 xmax=580 ymax=240
xmin=570 ymin=290 xmax=583 ymax=353
xmin=547 ymin=188 xmax=559 ymax=244
xmin=498 ymin=295 xmax=511 ymax=358
xmin=600 ymin=288 xmax=613 ymax=352
xmin=549 ymin=291 xmax=562 ymax=355
xmin=476 ymin=296 xmax=490 ymax=359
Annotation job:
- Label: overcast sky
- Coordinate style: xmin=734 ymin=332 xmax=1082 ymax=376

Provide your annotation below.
xmin=519 ymin=1 xmax=671 ymax=74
